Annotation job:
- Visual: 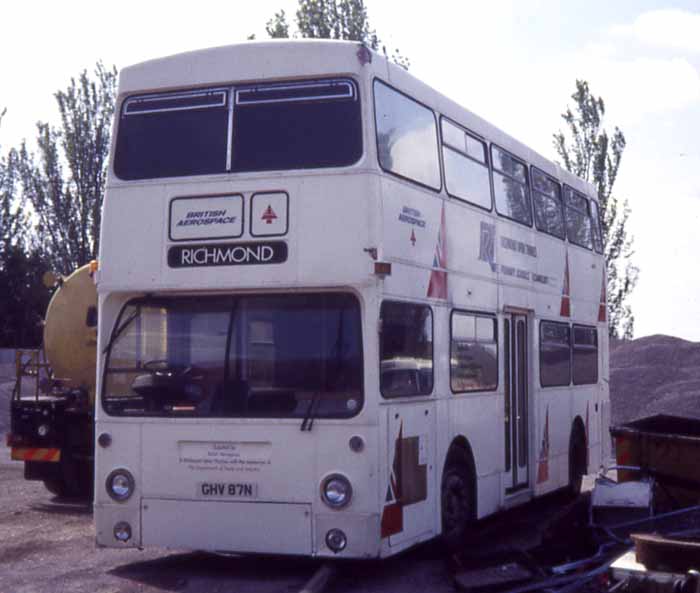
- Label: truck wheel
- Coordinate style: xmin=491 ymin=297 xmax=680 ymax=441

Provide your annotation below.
xmin=568 ymin=427 xmax=587 ymax=497
xmin=441 ymin=447 xmax=475 ymax=552
xmin=44 ymin=458 xmax=92 ymax=499
xmin=43 ymin=478 xmax=68 ymax=497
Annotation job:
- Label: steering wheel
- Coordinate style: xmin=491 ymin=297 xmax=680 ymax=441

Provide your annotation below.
xmin=142 ymin=359 xmax=192 ymax=377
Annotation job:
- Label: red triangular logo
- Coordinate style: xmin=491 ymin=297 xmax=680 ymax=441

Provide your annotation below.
xmin=598 ymin=272 xmax=606 ymax=322
xmin=427 ymin=205 xmax=447 ymax=299
xmin=560 ymin=253 xmax=571 ymax=317
xmin=261 ymin=205 xmax=277 ymax=224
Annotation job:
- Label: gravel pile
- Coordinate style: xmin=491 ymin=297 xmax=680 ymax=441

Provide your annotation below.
xmin=610 ymin=334 xmax=700 ymax=424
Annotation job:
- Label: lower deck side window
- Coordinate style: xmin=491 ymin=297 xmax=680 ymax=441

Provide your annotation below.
xmin=540 ymin=321 xmax=571 ymax=387
xmin=380 ymin=301 xmax=433 ymax=397
xmin=540 ymin=321 xmax=599 ymax=387
xmin=450 ymin=311 xmax=498 ymax=392
xmin=573 ymin=325 xmax=598 ymax=384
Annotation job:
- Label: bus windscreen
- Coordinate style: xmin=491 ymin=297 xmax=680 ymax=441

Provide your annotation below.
xmin=102 ymin=293 xmax=363 ymax=419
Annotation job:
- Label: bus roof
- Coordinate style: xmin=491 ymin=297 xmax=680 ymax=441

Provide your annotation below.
xmin=118 ymin=40 xmax=597 ymax=200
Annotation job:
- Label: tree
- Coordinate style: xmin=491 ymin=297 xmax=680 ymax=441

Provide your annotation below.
xmin=264 ymin=0 xmax=409 ymax=69
xmin=554 ymin=80 xmax=638 ymax=339
xmin=0 ymin=109 xmax=50 ymax=347
xmin=0 ymin=109 xmax=26 ymax=256
xmin=16 ymin=62 xmax=117 ymax=275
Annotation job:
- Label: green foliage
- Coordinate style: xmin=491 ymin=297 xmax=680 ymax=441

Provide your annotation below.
xmin=1 ymin=110 xmax=27 ymax=256
xmin=0 ymin=246 xmax=50 ymax=347
xmin=266 ymin=10 xmax=290 ymax=38
xmin=0 ymin=109 xmax=50 ymax=347
xmin=16 ymin=62 xmax=117 ymax=275
xmin=263 ymin=0 xmax=409 ymax=69
xmin=554 ymin=80 xmax=638 ymax=339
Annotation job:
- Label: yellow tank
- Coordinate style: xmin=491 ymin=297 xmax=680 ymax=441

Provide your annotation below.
xmin=42 ymin=264 xmax=98 ymax=401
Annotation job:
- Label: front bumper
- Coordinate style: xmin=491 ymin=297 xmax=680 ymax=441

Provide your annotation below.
xmin=96 ymin=499 xmax=381 ymax=558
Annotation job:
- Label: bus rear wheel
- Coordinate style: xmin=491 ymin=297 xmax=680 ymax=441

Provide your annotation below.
xmin=441 ymin=448 xmax=475 ymax=552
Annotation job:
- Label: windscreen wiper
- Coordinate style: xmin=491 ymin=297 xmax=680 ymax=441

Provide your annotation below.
xmin=300 ymin=392 xmax=322 ymax=432
xmin=102 ymin=309 xmax=139 ymax=355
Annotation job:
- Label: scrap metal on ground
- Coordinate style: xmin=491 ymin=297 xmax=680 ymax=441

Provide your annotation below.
xmin=451 ymin=415 xmax=700 ymax=593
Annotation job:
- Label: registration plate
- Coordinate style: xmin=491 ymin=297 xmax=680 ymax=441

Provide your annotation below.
xmin=197 ymin=482 xmax=258 ymax=498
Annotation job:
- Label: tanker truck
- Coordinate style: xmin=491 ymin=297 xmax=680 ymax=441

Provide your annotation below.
xmin=6 ymin=264 xmax=97 ymax=498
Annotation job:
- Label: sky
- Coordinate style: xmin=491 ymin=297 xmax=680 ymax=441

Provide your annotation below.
xmin=1 ymin=1 xmax=699 ymax=340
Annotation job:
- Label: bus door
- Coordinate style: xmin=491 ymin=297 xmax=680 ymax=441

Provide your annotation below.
xmin=504 ymin=313 xmax=529 ymax=492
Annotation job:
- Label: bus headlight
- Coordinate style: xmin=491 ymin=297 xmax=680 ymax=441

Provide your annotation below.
xmin=106 ymin=469 xmax=135 ymax=502
xmin=321 ymin=474 xmax=352 ymax=509
xmin=37 ymin=424 xmax=50 ymax=437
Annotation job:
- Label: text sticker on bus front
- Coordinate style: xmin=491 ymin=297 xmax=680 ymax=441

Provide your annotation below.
xmin=170 ymin=195 xmax=244 ymax=241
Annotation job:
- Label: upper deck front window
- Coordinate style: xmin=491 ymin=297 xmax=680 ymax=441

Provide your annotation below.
xmin=114 ymin=78 xmax=362 ymax=180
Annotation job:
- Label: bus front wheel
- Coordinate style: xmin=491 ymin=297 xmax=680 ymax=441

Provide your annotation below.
xmin=440 ymin=447 xmax=475 ymax=552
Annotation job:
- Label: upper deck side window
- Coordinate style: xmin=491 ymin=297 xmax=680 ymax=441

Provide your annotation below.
xmin=373 ymin=80 xmax=441 ymax=191
xmin=589 ymin=199 xmax=604 ymax=254
xmin=531 ymin=167 xmax=565 ymax=239
xmin=491 ymin=146 xmax=532 ymax=227
xmin=440 ymin=118 xmax=491 ymax=210
xmin=563 ymin=185 xmax=593 ymax=250
xmin=113 ymin=78 xmax=362 ymax=181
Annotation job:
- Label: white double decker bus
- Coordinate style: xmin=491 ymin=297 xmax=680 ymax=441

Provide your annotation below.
xmin=94 ymin=40 xmax=610 ymax=559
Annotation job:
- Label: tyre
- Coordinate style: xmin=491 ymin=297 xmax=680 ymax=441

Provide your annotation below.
xmin=43 ymin=478 xmax=68 ymax=497
xmin=44 ymin=458 xmax=92 ymax=499
xmin=440 ymin=447 xmax=475 ymax=552
xmin=568 ymin=426 xmax=587 ymax=497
